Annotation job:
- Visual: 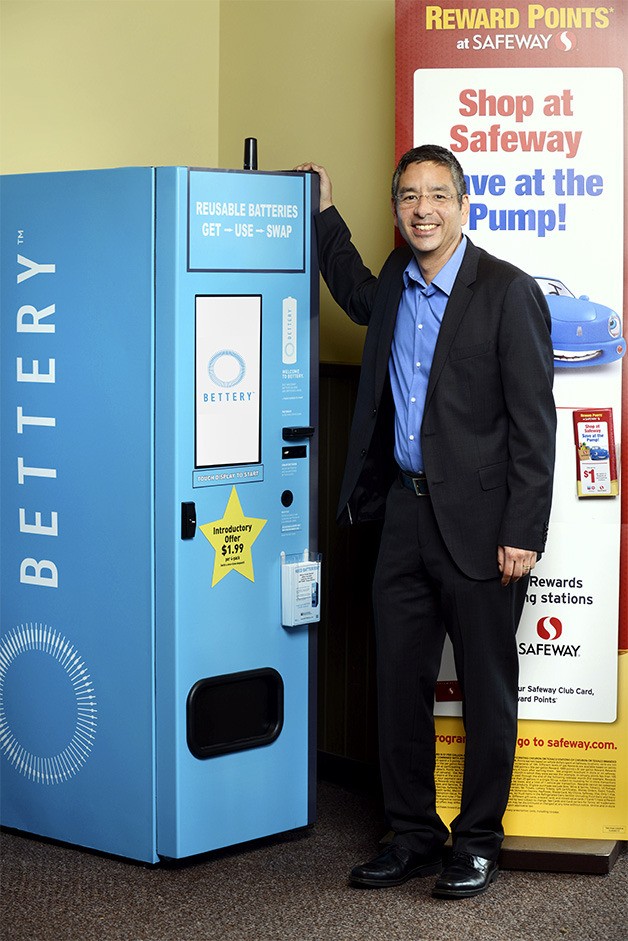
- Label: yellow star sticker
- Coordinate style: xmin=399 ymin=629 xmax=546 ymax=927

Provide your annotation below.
xmin=200 ymin=486 xmax=267 ymax=587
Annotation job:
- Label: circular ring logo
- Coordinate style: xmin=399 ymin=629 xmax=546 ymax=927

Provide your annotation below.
xmin=0 ymin=624 xmax=98 ymax=785
xmin=208 ymin=350 xmax=246 ymax=388
xmin=537 ymin=616 xmax=563 ymax=641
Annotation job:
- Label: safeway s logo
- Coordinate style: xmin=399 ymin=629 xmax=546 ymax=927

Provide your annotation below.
xmin=537 ymin=616 xmax=563 ymax=641
xmin=520 ymin=616 xmax=578 ymax=657
xmin=552 ymin=30 xmax=578 ymax=52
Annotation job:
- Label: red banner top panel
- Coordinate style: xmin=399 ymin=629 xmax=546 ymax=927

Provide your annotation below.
xmin=396 ymin=0 xmax=626 ymax=160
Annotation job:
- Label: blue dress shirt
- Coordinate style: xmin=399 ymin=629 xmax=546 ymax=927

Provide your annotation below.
xmin=390 ymin=236 xmax=467 ymax=474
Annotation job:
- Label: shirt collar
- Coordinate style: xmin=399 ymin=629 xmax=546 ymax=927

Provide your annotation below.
xmin=403 ymin=235 xmax=467 ymax=296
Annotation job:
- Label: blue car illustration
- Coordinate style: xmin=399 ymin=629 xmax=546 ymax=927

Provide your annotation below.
xmin=589 ymin=447 xmax=609 ymax=461
xmin=535 ymin=277 xmax=626 ymax=368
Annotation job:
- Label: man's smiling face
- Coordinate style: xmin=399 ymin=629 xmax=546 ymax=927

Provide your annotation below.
xmin=392 ymin=160 xmax=469 ymax=275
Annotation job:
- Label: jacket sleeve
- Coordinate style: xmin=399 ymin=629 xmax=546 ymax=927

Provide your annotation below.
xmin=314 ymin=206 xmax=379 ymax=326
xmin=496 ymin=273 xmax=556 ymax=553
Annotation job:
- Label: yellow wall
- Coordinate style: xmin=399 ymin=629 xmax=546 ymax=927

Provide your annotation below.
xmin=0 ymin=0 xmax=395 ymax=363
xmin=0 ymin=0 xmax=221 ymax=171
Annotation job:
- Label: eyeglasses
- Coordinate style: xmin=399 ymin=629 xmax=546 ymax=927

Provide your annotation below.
xmin=395 ymin=191 xmax=459 ymax=209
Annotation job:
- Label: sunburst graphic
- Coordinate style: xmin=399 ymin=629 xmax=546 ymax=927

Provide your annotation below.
xmin=0 ymin=624 xmax=98 ymax=785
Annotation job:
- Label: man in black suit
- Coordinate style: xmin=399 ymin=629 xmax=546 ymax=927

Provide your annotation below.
xmin=297 ymin=146 xmax=556 ymax=898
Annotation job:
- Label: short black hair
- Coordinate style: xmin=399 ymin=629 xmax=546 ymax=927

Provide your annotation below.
xmin=392 ymin=145 xmax=467 ymax=202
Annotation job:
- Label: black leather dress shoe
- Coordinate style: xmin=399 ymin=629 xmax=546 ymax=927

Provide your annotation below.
xmin=350 ymin=843 xmax=443 ymax=888
xmin=432 ymin=852 xmax=499 ymax=898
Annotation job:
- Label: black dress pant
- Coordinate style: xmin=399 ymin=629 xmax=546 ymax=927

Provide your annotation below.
xmin=372 ymin=478 xmax=528 ymax=861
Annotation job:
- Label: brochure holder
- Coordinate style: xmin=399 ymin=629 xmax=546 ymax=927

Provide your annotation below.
xmin=281 ymin=551 xmax=321 ymax=627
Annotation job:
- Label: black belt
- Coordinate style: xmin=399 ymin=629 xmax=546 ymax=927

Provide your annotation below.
xmin=399 ymin=470 xmax=430 ymax=496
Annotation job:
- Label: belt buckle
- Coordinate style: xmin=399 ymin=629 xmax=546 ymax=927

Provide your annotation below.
xmin=412 ymin=476 xmax=427 ymax=497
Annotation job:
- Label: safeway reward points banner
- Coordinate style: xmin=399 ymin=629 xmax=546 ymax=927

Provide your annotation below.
xmin=396 ymin=0 xmax=627 ymax=840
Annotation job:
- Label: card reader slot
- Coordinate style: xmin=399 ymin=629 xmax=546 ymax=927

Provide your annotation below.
xmin=282 ymin=426 xmax=315 ymax=441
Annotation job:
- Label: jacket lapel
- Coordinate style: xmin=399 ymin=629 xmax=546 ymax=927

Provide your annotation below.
xmin=424 ymin=239 xmax=480 ymax=412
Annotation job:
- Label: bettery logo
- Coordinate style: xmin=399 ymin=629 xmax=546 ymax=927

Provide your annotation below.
xmin=207 ymin=349 xmax=246 ymax=388
xmin=202 ymin=349 xmax=256 ymax=405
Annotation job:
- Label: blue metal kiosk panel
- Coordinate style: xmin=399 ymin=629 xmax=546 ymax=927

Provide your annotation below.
xmin=155 ymin=168 xmax=317 ymax=858
xmin=0 ymin=169 xmax=158 ymax=860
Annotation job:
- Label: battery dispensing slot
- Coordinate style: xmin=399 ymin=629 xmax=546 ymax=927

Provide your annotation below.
xmin=187 ymin=668 xmax=284 ymax=759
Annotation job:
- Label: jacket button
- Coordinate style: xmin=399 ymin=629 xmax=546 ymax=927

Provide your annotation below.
xmin=372 ymin=407 xmax=377 ymax=416
xmin=360 ymin=448 xmax=367 ymax=457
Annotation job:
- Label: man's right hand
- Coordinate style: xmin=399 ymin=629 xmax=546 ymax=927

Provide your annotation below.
xmin=294 ymin=163 xmax=333 ymax=212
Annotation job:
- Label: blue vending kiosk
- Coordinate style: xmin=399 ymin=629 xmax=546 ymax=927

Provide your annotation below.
xmin=0 ymin=166 xmax=319 ymax=862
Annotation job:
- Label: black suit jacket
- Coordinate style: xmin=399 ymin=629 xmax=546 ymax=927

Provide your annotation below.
xmin=316 ymin=206 xmax=556 ymax=580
